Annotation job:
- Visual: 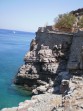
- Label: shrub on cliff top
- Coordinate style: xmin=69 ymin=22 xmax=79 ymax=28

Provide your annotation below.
xmin=54 ymin=13 xmax=76 ymax=32
xmin=78 ymin=16 xmax=83 ymax=28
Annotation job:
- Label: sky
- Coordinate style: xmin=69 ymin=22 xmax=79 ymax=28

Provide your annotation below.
xmin=0 ymin=0 xmax=83 ymax=32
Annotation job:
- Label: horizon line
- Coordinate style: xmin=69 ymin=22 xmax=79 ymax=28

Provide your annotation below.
xmin=0 ymin=28 xmax=35 ymax=33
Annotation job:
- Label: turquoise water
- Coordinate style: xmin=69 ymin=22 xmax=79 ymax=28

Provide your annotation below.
xmin=0 ymin=29 xmax=35 ymax=109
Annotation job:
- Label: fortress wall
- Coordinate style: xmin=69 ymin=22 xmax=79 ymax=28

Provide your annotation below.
xmin=36 ymin=31 xmax=83 ymax=71
xmin=36 ymin=32 xmax=73 ymax=49
xmin=67 ymin=32 xmax=83 ymax=70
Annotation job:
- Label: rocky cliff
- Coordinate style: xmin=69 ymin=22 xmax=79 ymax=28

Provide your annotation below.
xmin=14 ymin=30 xmax=73 ymax=94
xmin=14 ymin=29 xmax=83 ymax=94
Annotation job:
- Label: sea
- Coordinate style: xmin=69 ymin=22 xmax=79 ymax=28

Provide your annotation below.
xmin=0 ymin=29 xmax=35 ymax=109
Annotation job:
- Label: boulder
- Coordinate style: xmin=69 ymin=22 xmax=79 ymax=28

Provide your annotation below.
xmin=37 ymin=85 xmax=47 ymax=93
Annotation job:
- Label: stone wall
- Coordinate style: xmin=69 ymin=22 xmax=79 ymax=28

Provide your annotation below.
xmin=37 ymin=26 xmax=55 ymax=33
xmin=36 ymin=32 xmax=73 ymax=50
xmin=67 ymin=31 xmax=83 ymax=70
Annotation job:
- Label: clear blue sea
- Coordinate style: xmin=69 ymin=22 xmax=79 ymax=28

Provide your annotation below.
xmin=0 ymin=29 xmax=35 ymax=109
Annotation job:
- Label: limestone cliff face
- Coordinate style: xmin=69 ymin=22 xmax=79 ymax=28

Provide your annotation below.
xmin=14 ymin=28 xmax=83 ymax=94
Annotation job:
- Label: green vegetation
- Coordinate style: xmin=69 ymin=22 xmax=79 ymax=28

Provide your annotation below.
xmin=78 ymin=16 xmax=83 ymax=28
xmin=54 ymin=13 xmax=76 ymax=32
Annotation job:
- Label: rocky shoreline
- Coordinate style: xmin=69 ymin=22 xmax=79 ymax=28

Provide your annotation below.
xmin=1 ymin=75 xmax=83 ymax=111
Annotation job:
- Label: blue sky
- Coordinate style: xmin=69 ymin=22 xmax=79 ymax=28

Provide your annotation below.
xmin=0 ymin=0 xmax=83 ymax=32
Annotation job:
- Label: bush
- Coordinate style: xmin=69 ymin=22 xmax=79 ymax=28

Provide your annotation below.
xmin=78 ymin=16 xmax=83 ymax=28
xmin=54 ymin=13 xmax=76 ymax=32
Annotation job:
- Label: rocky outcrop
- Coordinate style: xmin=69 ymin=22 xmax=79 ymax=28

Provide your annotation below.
xmin=14 ymin=31 xmax=72 ymax=94
xmin=71 ymin=8 xmax=83 ymax=16
xmin=14 ymin=29 xmax=83 ymax=94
